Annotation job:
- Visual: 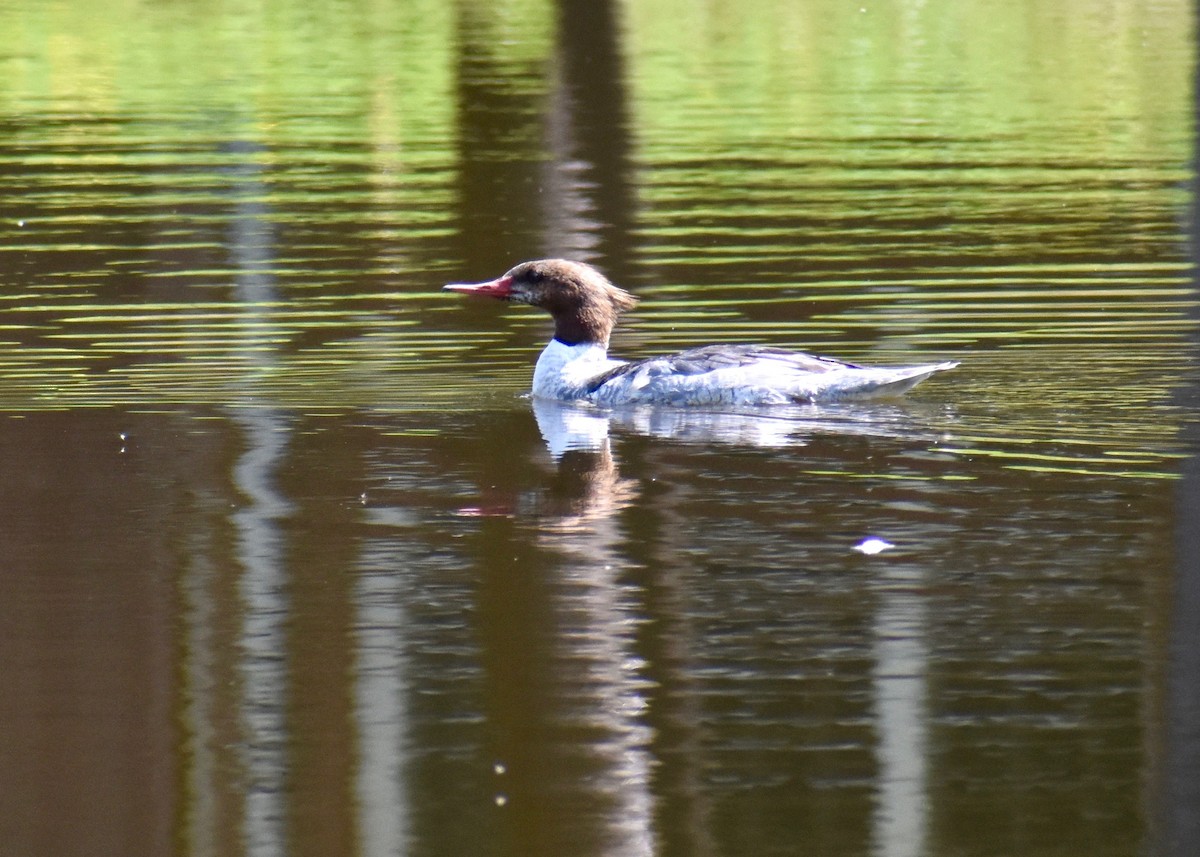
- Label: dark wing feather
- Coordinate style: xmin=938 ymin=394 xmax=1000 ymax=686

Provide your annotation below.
xmin=662 ymin=344 xmax=861 ymax=373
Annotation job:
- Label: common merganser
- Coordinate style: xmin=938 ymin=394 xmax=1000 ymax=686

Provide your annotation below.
xmin=444 ymin=259 xmax=958 ymax=406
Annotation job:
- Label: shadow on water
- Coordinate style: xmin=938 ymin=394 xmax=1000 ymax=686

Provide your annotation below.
xmin=454 ymin=0 xmax=635 ymax=275
xmin=1156 ymin=43 xmax=1200 ymax=857
xmin=0 ymin=382 xmax=1188 ymax=856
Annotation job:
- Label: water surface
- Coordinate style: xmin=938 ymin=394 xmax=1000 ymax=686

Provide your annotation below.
xmin=0 ymin=1 xmax=1197 ymax=856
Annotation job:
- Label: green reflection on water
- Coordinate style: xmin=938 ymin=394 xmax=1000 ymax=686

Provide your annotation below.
xmin=0 ymin=0 xmax=1194 ymax=484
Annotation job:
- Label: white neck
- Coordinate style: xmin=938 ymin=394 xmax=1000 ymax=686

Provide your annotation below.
xmin=532 ymin=339 xmax=622 ymax=400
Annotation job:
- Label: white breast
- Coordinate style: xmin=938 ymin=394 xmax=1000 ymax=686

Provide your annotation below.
xmin=532 ymin=340 xmax=626 ymax=400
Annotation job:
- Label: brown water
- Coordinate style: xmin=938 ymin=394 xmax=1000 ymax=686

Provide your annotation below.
xmin=1 ymin=1 xmax=1198 ymax=856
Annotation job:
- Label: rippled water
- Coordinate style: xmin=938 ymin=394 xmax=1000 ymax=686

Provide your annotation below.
xmin=1 ymin=1 xmax=1197 ymax=856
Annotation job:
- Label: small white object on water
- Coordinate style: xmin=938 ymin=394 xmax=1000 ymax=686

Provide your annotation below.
xmin=854 ymin=537 xmax=894 ymax=555
xmin=494 ymin=794 xmax=508 ymax=807
xmin=493 ymin=762 xmax=506 ymax=776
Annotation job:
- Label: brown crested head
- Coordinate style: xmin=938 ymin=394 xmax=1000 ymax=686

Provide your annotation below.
xmin=446 ymin=259 xmax=638 ymax=346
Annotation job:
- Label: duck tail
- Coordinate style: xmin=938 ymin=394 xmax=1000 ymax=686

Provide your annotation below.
xmin=796 ymin=361 xmax=959 ymax=402
xmin=853 ymin=361 xmax=960 ymax=398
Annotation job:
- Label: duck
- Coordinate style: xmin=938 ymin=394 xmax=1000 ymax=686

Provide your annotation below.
xmin=444 ymin=259 xmax=957 ymax=406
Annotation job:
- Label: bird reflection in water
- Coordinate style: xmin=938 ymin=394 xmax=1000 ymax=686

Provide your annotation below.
xmin=480 ymin=397 xmax=953 ymax=857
